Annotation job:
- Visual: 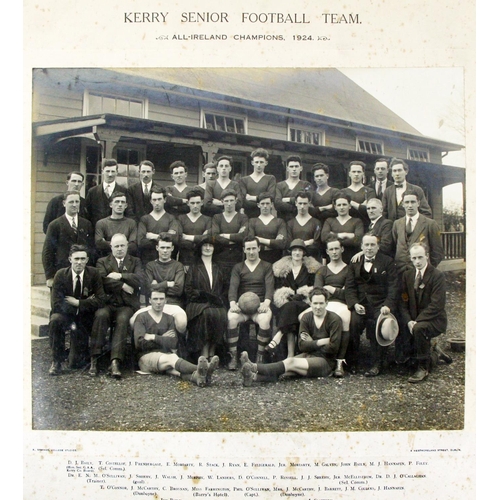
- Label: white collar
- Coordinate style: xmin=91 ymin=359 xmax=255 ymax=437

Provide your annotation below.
xmin=71 ymin=269 xmax=85 ymax=282
xmin=406 ymin=213 xmax=420 ymax=224
xmin=65 ymin=213 xmax=78 ymax=225
xmin=369 ymin=215 xmax=382 ymax=226
xmin=416 ymin=264 xmax=428 ymax=278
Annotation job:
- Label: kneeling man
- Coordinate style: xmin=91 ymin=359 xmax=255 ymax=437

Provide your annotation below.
xmin=400 ymin=242 xmax=448 ymax=383
xmin=133 ymin=290 xmax=218 ymax=386
xmin=240 ymin=287 xmax=343 ymax=385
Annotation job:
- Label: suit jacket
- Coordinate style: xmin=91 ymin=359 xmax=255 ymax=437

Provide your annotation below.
xmin=369 ymin=179 xmax=394 ymax=200
xmin=368 ymin=217 xmax=394 ymax=257
xmin=345 ymin=252 xmax=398 ymax=314
xmin=42 ymin=215 xmax=95 ymax=279
xmin=126 ymin=182 xmax=162 ymax=223
xmin=96 ymin=253 xmax=143 ymax=311
xmin=382 ymin=182 xmax=432 ymax=221
xmin=51 ymin=266 xmax=105 ymax=317
xmin=42 ymin=194 xmax=87 ymax=234
xmin=392 ymin=215 xmax=444 ymax=274
xmin=85 ymin=183 xmax=127 ymax=227
xmin=399 ymin=265 xmax=447 ymax=333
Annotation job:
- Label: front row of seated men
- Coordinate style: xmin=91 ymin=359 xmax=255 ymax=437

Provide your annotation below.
xmin=47 ymin=229 xmax=449 ymax=386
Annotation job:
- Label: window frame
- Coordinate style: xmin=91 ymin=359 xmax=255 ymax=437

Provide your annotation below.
xmin=288 ymin=124 xmax=325 ymax=146
xmin=407 ymin=147 xmax=430 ymax=162
xmin=83 ymin=89 xmax=148 ymax=119
xmin=356 ymin=137 xmax=384 ymax=155
xmin=201 ymin=109 xmax=247 ymax=134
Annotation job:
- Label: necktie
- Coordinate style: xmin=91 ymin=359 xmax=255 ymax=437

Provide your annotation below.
xmin=71 ymin=217 xmax=77 ymax=233
xmin=395 ymin=184 xmax=404 ymax=188
xmin=118 ymin=259 xmax=124 ymax=272
xmin=74 ymin=274 xmax=82 ymax=299
xmin=377 ymin=181 xmax=382 ymax=197
xmin=144 ymin=184 xmax=149 ymax=197
xmin=105 ymin=185 xmax=111 ymax=198
xmin=365 ymin=258 xmax=374 ymax=263
xmin=368 ymin=222 xmax=374 ymax=231
xmin=414 ymin=270 xmax=422 ymax=290
xmin=406 ymin=217 xmax=413 ymax=235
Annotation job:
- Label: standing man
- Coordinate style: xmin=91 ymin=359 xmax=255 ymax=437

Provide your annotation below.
xmin=165 ymin=160 xmax=192 ymax=217
xmin=370 ymin=158 xmax=393 ymax=200
xmin=345 ymin=233 xmax=398 ymax=376
xmin=392 ymin=191 xmax=444 ymax=275
xmin=197 ymin=162 xmax=218 ymax=200
xmin=226 ymin=237 xmax=274 ymax=368
xmin=86 ymin=158 xmax=127 ymax=228
xmin=43 ymin=171 xmax=87 ymax=233
xmin=344 ymin=161 xmax=376 ymax=222
xmin=133 ymin=290 xmax=218 ymax=386
xmin=42 ymin=191 xmax=95 ymax=288
xmin=48 ymin=244 xmax=105 ymax=374
xmin=382 ymin=158 xmax=432 ymax=221
xmin=126 ymin=160 xmax=160 ymax=223
xmin=275 ymin=155 xmax=313 ymax=222
xmin=240 ymin=148 xmax=277 ymax=219
xmin=91 ymin=234 xmax=143 ymax=378
xmin=95 ymin=192 xmax=138 ymax=258
xmin=399 ymin=242 xmax=448 ymax=383
xmin=144 ymin=234 xmax=185 ymax=306
xmin=204 ymin=155 xmax=243 ymax=216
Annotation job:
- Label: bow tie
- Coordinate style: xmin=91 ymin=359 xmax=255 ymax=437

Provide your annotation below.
xmin=395 ymin=184 xmax=404 ymax=188
xmin=365 ymin=258 xmax=374 ymax=263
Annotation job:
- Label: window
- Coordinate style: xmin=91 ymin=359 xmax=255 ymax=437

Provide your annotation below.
xmin=289 ymin=126 xmax=324 ymax=146
xmin=408 ymin=148 xmax=430 ymax=162
xmin=356 ymin=138 xmax=384 ymax=155
xmin=85 ymin=91 xmax=146 ymax=118
xmin=202 ymin=111 xmax=246 ymax=134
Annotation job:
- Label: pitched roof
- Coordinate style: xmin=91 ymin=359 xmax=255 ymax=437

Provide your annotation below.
xmin=114 ymin=67 xmax=424 ymax=136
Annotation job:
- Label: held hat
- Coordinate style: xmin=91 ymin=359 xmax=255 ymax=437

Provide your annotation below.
xmin=288 ymin=238 xmax=308 ymax=254
xmin=375 ymin=312 xmax=399 ymax=346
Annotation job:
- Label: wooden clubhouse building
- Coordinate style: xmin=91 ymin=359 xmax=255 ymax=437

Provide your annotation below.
xmin=31 ymin=68 xmax=465 ymax=287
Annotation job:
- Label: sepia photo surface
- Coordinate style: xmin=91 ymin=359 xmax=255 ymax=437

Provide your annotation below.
xmin=24 ymin=1 xmax=475 ymax=498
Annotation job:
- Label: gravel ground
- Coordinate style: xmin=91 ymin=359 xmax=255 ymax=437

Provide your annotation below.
xmin=31 ymin=271 xmax=466 ymax=433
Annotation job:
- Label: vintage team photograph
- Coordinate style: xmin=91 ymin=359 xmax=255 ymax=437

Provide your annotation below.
xmin=30 ymin=67 xmax=466 ymax=432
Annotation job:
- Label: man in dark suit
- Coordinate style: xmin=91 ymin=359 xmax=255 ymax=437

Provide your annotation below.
xmin=85 ymin=158 xmax=127 ymax=227
xmin=382 ymin=159 xmax=432 ymax=221
xmin=399 ymin=242 xmax=448 ymax=383
xmin=369 ymin=158 xmax=393 ymax=200
xmin=42 ymin=191 xmax=95 ymax=288
xmin=91 ymin=233 xmax=143 ymax=378
xmin=345 ymin=233 xmax=398 ymax=376
xmin=43 ymin=171 xmax=87 ymax=233
xmin=48 ymin=244 xmax=106 ymax=375
xmin=126 ymin=160 xmax=161 ymax=223
xmin=392 ymin=191 xmax=444 ymax=275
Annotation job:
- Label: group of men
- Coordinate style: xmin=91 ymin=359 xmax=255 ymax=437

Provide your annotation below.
xmin=41 ymin=151 xmax=450 ymax=386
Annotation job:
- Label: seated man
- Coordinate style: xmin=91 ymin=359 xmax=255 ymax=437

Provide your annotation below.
xmin=399 ymin=242 xmax=449 ymax=383
xmin=91 ymin=233 xmax=143 ymax=378
xmin=133 ymin=290 xmax=218 ymax=387
xmin=227 ymin=237 xmax=274 ymax=368
xmin=144 ymin=233 xmax=185 ymax=306
xmin=95 ymin=191 xmax=138 ymax=258
xmin=240 ymin=287 xmax=343 ymax=386
xmin=344 ymin=233 xmax=398 ymax=376
xmin=48 ymin=244 xmax=105 ymax=375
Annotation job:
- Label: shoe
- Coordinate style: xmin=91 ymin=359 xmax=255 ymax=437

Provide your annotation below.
xmin=192 ymin=356 xmax=209 ymax=387
xmin=434 ymin=345 xmax=453 ymax=364
xmin=241 ymin=362 xmax=257 ymax=387
xmin=89 ymin=357 xmax=98 ymax=377
xmin=349 ymin=363 xmax=358 ymax=375
xmin=206 ymin=355 xmax=219 ymax=386
xmin=265 ymin=340 xmax=279 ymax=354
xmin=334 ymin=359 xmax=346 ymax=378
xmin=109 ymin=359 xmax=122 ymax=379
xmin=364 ymin=365 xmax=380 ymax=377
xmin=49 ymin=362 xmax=61 ymax=376
xmin=408 ymin=366 xmax=429 ymax=383
xmin=227 ymin=352 xmax=238 ymax=371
